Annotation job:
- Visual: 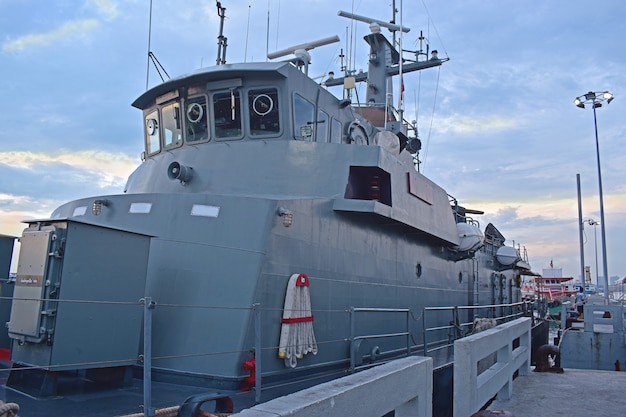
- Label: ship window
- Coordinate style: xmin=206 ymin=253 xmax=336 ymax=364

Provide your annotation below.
xmin=162 ymin=102 xmax=183 ymax=149
xmin=330 ymin=118 xmax=342 ymax=143
xmin=213 ymin=89 xmax=242 ymax=139
xmin=316 ymin=110 xmax=329 ymax=142
xmin=249 ymin=88 xmax=280 ymax=136
xmin=145 ymin=110 xmax=160 ymax=155
xmin=185 ymin=96 xmax=209 ymax=143
xmin=293 ymin=93 xmax=314 ymax=141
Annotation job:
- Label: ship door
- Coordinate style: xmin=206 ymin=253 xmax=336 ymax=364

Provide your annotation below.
xmin=8 ymin=227 xmax=62 ymax=343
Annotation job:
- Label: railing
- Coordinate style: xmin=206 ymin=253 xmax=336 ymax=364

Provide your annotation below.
xmin=349 ymin=307 xmax=411 ymax=372
xmin=422 ymin=301 xmax=528 ymax=356
xmin=229 ymin=355 xmax=433 ymax=417
xmin=453 ymin=317 xmax=531 ymax=417
xmin=0 ymin=294 xmax=534 ymax=417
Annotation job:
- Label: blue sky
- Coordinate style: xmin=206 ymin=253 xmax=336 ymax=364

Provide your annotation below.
xmin=1 ymin=0 xmax=625 ymax=284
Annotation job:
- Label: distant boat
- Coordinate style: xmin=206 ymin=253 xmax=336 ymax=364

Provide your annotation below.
xmin=521 ymin=279 xmax=537 ymax=300
xmin=535 ymin=276 xmax=576 ymax=304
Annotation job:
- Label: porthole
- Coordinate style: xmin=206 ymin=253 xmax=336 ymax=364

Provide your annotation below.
xmin=252 ymin=94 xmax=274 ymax=116
xmin=415 ymin=262 xmax=422 ymax=279
xmin=186 ymin=102 xmax=204 ymax=123
xmin=146 ymin=118 xmax=158 ymax=135
xmin=458 ymin=271 xmax=463 ymax=283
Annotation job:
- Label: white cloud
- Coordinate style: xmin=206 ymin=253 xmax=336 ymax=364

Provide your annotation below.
xmin=436 ymin=114 xmax=518 ymax=134
xmin=2 ymin=19 xmax=100 ymax=52
xmin=0 ymin=193 xmax=59 ymax=237
xmin=90 ymin=0 xmax=119 ymax=20
xmin=0 ymin=150 xmax=138 ymax=189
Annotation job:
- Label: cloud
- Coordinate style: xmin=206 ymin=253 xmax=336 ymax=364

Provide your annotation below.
xmin=90 ymin=0 xmax=119 ymax=20
xmin=0 ymin=193 xmax=60 ymax=237
xmin=436 ymin=114 xmax=518 ymax=134
xmin=0 ymin=150 xmax=139 ymax=239
xmin=2 ymin=19 xmax=100 ymax=52
xmin=0 ymin=150 xmax=138 ymax=189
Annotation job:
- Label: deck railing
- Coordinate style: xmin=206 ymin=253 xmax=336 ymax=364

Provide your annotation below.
xmin=422 ymin=301 xmax=529 ymax=356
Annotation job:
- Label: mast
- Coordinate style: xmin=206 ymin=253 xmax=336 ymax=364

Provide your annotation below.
xmin=397 ymin=0 xmax=405 ymax=122
xmin=326 ymin=10 xmax=447 ymax=105
xmin=216 ymin=1 xmax=227 ymax=65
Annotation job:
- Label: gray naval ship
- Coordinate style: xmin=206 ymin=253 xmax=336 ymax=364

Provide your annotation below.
xmin=1 ymin=3 xmax=536 ymax=416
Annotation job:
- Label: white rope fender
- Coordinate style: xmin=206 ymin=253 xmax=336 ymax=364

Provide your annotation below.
xmin=278 ymin=273 xmax=318 ymax=368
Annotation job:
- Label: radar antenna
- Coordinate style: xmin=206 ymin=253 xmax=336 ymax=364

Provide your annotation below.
xmin=267 ymin=35 xmax=340 ymax=75
xmin=337 ymin=10 xmax=410 ymax=33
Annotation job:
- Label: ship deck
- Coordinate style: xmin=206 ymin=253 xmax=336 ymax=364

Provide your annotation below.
xmin=0 ymin=374 xmax=223 ymax=417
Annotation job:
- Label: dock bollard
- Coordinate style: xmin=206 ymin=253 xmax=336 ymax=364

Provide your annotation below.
xmin=534 ymin=344 xmax=564 ymax=373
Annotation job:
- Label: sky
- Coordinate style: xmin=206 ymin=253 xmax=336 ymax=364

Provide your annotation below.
xmin=1 ymin=0 xmax=625 ymax=285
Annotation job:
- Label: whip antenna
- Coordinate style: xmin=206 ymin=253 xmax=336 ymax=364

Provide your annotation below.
xmin=145 ymin=0 xmax=153 ymax=90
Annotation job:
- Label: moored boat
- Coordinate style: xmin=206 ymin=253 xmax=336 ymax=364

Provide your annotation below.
xmin=0 ymin=3 xmax=538 ymax=416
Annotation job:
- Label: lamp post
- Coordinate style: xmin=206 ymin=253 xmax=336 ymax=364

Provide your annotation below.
xmin=574 ymin=91 xmax=614 ymax=304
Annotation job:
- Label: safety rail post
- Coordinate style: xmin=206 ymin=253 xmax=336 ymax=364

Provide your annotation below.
xmin=142 ymin=297 xmax=156 ymax=417
xmin=406 ymin=308 xmax=411 ymax=357
xmin=349 ymin=306 xmax=356 ymax=372
xmin=253 ymin=303 xmax=262 ymax=404
xmin=453 ymin=305 xmax=461 ymax=340
xmin=422 ymin=308 xmax=427 ymax=356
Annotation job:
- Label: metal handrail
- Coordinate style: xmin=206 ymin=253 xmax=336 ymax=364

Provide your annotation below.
xmin=349 ymin=307 xmax=411 ymax=372
xmin=422 ymin=301 xmax=527 ymax=356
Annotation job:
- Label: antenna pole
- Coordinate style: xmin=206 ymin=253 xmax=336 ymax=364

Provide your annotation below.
xmin=391 ymin=0 xmax=397 ymax=49
xmin=245 ymin=5 xmax=251 ymax=63
xmin=398 ymin=0 xmax=404 ymax=118
xmin=145 ymin=0 xmax=154 ymax=90
xmin=216 ymin=2 xmax=227 ymax=65
xmin=266 ymin=0 xmax=270 ymax=62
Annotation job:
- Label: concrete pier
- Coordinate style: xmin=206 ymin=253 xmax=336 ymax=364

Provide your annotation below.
xmin=487 ymin=368 xmax=626 ymax=417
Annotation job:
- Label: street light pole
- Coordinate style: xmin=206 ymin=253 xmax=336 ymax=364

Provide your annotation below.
xmin=574 ymin=91 xmax=614 ymax=305
xmin=592 ymin=221 xmax=599 ymax=290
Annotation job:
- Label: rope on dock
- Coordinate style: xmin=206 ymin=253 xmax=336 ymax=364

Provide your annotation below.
xmin=0 ymin=401 xmax=19 ymax=417
xmin=117 ymin=405 xmax=230 ymax=417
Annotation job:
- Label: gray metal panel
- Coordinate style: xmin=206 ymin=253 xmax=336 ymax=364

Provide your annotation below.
xmin=10 ymin=222 xmax=150 ymax=370
xmin=49 ymin=222 xmax=150 ymax=368
xmin=8 ymin=230 xmax=51 ymax=339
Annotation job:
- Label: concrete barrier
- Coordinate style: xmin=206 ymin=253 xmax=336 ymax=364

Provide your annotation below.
xmin=231 ymin=355 xmax=433 ymax=417
xmin=453 ymin=317 xmax=531 ymax=417
xmin=560 ymin=304 xmax=626 ymax=370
